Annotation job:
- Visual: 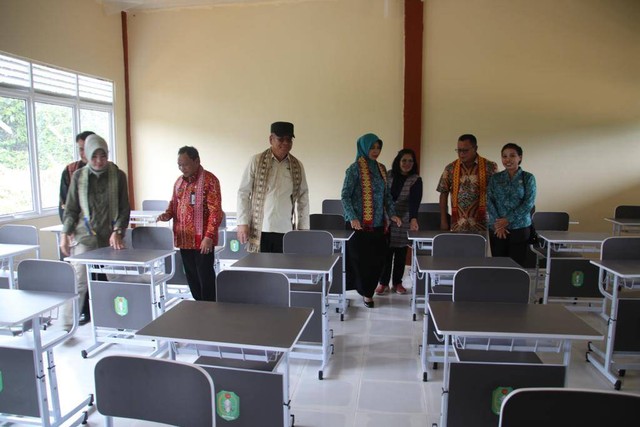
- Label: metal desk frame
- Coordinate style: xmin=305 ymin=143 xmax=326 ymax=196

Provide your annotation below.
xmin=65 ymin=247 xmax=175 ymax=358
xmin=0 ymin=289 xmax=93 ymax=426
xmin=0 ymin=243 xmax=40 ymax=288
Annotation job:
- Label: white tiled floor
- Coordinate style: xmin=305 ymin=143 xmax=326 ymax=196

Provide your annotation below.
xmin=46 ymin=281 xmax=640 ymax=427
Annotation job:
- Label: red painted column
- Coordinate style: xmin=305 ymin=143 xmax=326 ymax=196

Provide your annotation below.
xmin=403 ymin=0 xmax=423 ymax=157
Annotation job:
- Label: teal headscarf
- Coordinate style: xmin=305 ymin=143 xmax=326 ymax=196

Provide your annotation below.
xmin=356 ymin=133 xmax=383 ymax=161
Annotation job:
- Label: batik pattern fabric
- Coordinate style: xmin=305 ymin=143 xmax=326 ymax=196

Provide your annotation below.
xmin=388 ymin=172 xmax=421 ymax=248
xmin=165 ymin=167 xmax=223 ymax=249
xmin=341 ymin=159 xmax=394 ymax=228
xmin=487 ymin=168 xmax=536 ymax=230
xmin=436 ymin=157 xmax=497 ymax=232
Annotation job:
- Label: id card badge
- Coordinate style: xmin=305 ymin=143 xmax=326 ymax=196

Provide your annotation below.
xmin=190 ymin=192 xmax=196 ymax=205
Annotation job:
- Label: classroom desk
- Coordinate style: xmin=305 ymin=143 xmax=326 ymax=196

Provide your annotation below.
xmin=136 ymin=300 xmax=313 ymax=427
xmin=428 ymin=300 xmax=603 ymax=427
xmin=65 ymin=246 xmax=175 ymax=358
xmin=587 ymin=259 xmax=640 ymax=389
xmin=227 ymin=252 xmax=340 ymax=379
xmin=0 ymin=243 xmax=40 ymax=289
xmin=536 ymin=231 xmax=610 ymax=307
xmin=129 ymin=209 xmax=164 ymax=226
xmin=417 ymin=256 xmax=521 ymax=378
xmin=604 ymin=217 xmax=640 ymax=236
xmin=323 ymin=229 xmax=354 ymax=321
xmin=0 ymin=289 xmax=93 ymax=426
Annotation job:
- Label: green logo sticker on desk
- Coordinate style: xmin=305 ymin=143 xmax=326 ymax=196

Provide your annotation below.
xmin=216 ymin=390 xmax=240 ymax=421
xmin=491 ymin=386 xmax=513 ymax=415
xmin=114 ymin=296 xmax=128 ymax=316
xmin=571 ymin=271 xmax=584 ymax=288
xmin=230 ymin=239 xmax=240 ymax=253
xmin=0 ymin=370 xmax=3 ymax=393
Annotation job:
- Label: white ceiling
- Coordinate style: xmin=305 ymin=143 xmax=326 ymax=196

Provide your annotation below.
xmin=96 ymin=0 xmax=325 ymax=14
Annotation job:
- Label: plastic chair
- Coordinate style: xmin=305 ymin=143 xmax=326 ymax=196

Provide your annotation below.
xmin=322 ymin=199 xmax=344 ymax=216
xmin=217 ymin=230 xmax=250 ymax=271
xmin=417 ymin=211 xmax=446 ymax=231
xmin=141 ymin=199 xmax=168 ymax=211
xmin=95 ymin=355 xmax=216 ymax=426
xmin=453 ymin=266 xmax=530 ymax=303
xmin=216 ymin=270 xmax=290 ymax=307
xmin=601 ymin=236 xmax=640 ymax=261
xmin=432 ymin=233 xmax=486 ymax=258
xmin=418 ymin=202 xmax=440 ymax=212
xmin=499 ymin=387 xmax=640 ymax=427
xmin=531 ymin=212 xmax=569 ymax=231
xmin=14 ymin=259 xmax=78 ymax=342
xmin=614 ymin=205 xmax=640 ymax=219
xmin=0 ymin=224 xmax=40 ymax=288
xmin=310 ymin=213 xmax=345 ymax=230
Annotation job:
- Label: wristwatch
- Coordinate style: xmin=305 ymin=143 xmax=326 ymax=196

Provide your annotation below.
xmin=113 ymin=228 xmax=124 ymax=236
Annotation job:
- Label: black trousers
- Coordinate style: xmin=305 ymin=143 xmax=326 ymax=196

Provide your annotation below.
xmin=345 ymin=225 xmax=387 ymax=298
xmin=260 ymin=232 xmax=284 ymax=253
xmin=180 ymin=249 xmax=216 ymax=301
xmin=379 ymin=246 xmax=408 ymax=286
xmin=489 ymin=226 xmax=530 ymax=267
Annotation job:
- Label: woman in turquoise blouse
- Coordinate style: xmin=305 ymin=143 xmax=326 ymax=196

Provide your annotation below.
xmin=487 ymin=143 xmax=536 ymax=266
xmin=341 ymin=133 xmax=401 ymax=308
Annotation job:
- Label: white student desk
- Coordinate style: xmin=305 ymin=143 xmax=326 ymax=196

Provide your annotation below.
xmin=0 ymin=243 xmax=40 ymax=289
xmin=0 ymin=289 xmax=93 ymax=426
xmin=65 ymin=246 xmax=175 ymax=358
xmin=417 ymin=255 xmax=521 ymax=380
xmin=604 ymin=217 xmax=640 ymax=236
xmin=588 ymin=259 xmax=640 ymax=390
xmin=322 ymin=229 xmax=354 ymax=321
xmin=428 ymin=300 xmax=603 ymax=427
xmin=136 ymin=300 xmax=313 ymax=427
xmin=536 ymin=230 xmax=610 ymax=307
xmin=227 ymin=252 xmax=340 ymax=379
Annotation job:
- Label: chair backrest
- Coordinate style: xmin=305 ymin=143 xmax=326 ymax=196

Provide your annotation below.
xmin=141 ymin=199 xmax=168 ymax=211
xmin=283 ymin=230 xmax=333 ymax=255
xmin=418 ymin=202 xmax=440 ymax=213
xmin=432 ymin=233 xmax=486 ymax=258
xmin=131 ymin=227 xmax=175 ymax=275
xmin=310 ymin=213 xmax=345 ymax=230
xmin=614 ymin=205 xmax=640 ymax=219
xmin=216 ymin=270 xmax=290 ymax=307
xmin=217 ymin=230 xmax=249 ymax=261
xmin=322 ymin=199 xmax=344 ymax=215
xmin=17 ymin=259 xmax=75 ymax=293
xmin=453 ymin=267 xmax=530 ymax=303
xmin=95 ymin=355 xmax=216 ymax=426
xmin=601 ymin=236 xmax=640 ymax=261
xmin=417 ymin=211 xmax=443 ymax=231
xmin=499 ymin=387 xmax=640 ymax=427
xmin=0 ymin=224 xmax=39 ymax=248
xmin=531 ymin=212 xmax=569 ymax=231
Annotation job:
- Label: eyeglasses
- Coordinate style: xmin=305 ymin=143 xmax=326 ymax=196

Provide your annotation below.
xmin=455 ymin=148 xmax=473 ymax=154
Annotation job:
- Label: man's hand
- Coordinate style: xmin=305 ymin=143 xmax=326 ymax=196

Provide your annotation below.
xmin=410 ymin=218 xmax=419 ymax=231
xmin=59 ymin=234 xmax=71 ymax=257
xmin=109 ymin=232 xmax=125 ymax=250
xmin=237 ymin=224 xmax=249 ymax=244
xmin=200 ymin=236 xmax=214 ymax=255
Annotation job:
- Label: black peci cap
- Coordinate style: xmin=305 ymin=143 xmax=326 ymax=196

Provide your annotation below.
xmin=270 ymin=121 xmax=295 ymax=138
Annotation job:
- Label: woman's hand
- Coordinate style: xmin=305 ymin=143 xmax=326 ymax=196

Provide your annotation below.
xmin=410 ymin=218 xmax=419 ymax=231
xmin=390 ymin=216 xmax=402 ymax=228
xmin=494 ymin=227 xmax=509 ymax=239
xmin=350 ymin=219 xmax=362 ymax=230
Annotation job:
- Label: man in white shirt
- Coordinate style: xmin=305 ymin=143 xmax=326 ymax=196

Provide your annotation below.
xmin=236 ymin=121 xmax=309 ymax=253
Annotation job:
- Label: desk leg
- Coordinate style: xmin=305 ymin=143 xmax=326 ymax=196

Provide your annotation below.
xmin=440 ymin=333 xmax=451 ymax=427
xmin=283 ymin=352 xmax=291 ymax=427
xmin=543 ymin=243 xmax=551 ymax=304
xmin=587 ymin=273 xmax=622 ymax=389
xmin=319 ymin=273 xmax=330 ymax=379
xmin=8 ymin=256 xmax=16 ymax=289
xmin=421 ymin=314 xmax=428 ymax=381
xmin=411 ymin=241 xmax=417 ymax=320
xmin=341 ymin=242 xmax=347 ymax=320
xmin=32 ymin=325 xmax=52 ymax=426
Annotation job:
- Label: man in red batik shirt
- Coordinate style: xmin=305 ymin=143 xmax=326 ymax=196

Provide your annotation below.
xmin=158 ymin=146 xmax=223 ymax=301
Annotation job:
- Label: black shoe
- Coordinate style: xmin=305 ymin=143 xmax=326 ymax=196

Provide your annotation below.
xmin=79 ymin=314 xmax=91 ymax=326
xmin=363 ymin=298 xmax=374 ymax=308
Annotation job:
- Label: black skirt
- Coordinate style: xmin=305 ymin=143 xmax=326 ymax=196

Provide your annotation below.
xmin=345 ymin=224 xmax=388 ymax=298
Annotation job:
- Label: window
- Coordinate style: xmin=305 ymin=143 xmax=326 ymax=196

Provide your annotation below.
xmin=0 ymin=51 xmax=114 ymax=219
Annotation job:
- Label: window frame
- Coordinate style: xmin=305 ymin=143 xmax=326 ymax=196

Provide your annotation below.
xmin=0 ymin=51 xmax=115 ymax=222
